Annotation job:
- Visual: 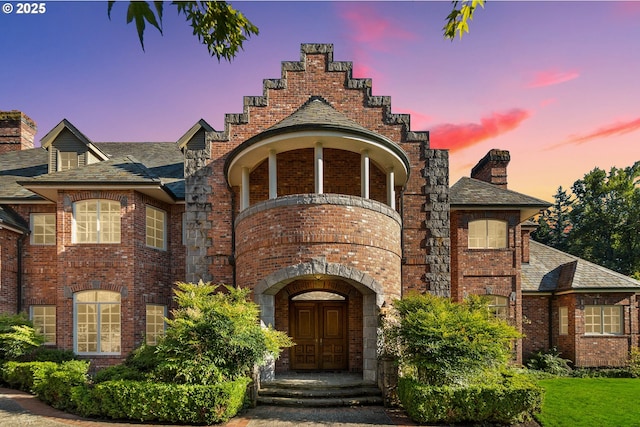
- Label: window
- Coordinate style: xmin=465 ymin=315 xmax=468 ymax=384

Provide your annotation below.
xmin=74 ymin=290 xmax=121 ymax=354
xmin=31 ymin=213 xmax=56 ymax=245
xmin=59 ymin=152 xmax=78 ymax=171
xmin=31 ymin=305 xmax=56 ymax=345
xmin=559 ymin=306 xmax=568 ymax=335
xmin=146 ymin=206 xmax=166 ymax=250
xmin=584 ymin=305 xmax=622 ymax=335
xmin=146 ymin=304 xmax=166 ymax=345
xmin=487 ymin=295 xmax=508 ymax=318
xmin=73 ymin=200 xmax=121 ymax=243
xmin=468 ymin=219 xmax=507 ymax=249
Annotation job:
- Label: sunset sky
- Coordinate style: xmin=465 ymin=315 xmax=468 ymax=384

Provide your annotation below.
xmin=2 ymin=1 xmax=639 ymax=201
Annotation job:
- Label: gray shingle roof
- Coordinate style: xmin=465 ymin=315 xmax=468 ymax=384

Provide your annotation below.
xmin=522 ymin=240 xmax=640 ymax=292
xmin=0 ymin=142 xmax=184 ymax=201
xmin=451 ymin=177 xmax=551 ymax=208
xmin=0 ymin=205 xmax=28 ymax=233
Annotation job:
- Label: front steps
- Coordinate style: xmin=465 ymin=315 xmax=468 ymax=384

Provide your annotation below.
xmin=257 ymin=372 xmax=383 ymax=407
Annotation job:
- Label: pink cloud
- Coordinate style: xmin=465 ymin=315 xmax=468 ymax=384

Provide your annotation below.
xmin=526 ymin=69 xmax=580 ymax=88
xmin=557 ymin=116 xmax=640 ymax=147
xmin=430 ymin=109 xmax=532 ymax=152
xmin=336 ymin=3 xmax=417 ymax=49
xmin=539 ymin=98 xmax=557 ymax=108
xmin=394 ymin=109 xmax=434 ymax=131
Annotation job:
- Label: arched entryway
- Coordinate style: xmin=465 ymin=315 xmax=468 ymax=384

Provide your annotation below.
xmin=254 ymin=259 xmax=387 ymax=383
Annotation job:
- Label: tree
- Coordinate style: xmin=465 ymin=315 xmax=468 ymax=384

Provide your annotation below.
xmin=111 ymin=0 xmax=483 ymax=61
xmin=532 ymin=186 xmax=573 ymax=252
xmin=108 ymin=1 xmax=258 ymax=61
xmin=534 ymin=161 xmax=640 ymax=277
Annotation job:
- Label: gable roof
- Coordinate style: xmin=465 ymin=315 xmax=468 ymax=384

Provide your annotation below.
xmin=40 ymin=119 xmax=109 ymax=161
xmin=450 ymin=177 xmax=550 ymax=221
xmin=522 ymin=240 xmax=640 ymax=293
xmin=0 ymin=142 xmax=184 ymax=203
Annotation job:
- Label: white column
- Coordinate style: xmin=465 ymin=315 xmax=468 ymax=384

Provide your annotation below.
xmin=268 ymin=150 xmax=277 ymax=199
xmin=387 ymin=168 xmax=395 ymax=210
xmin=361 ymin=151 xmax=370 ymax=199
xmin=315 ymin=142 xmax=323 ymax=194
xmin=241 ymin=167 xmax=250 ymax=210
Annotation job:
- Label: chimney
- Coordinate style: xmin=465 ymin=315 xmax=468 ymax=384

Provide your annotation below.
xmin=0 ymin=110 xmax=37 ymax=154
xmin=471 ymin=149 xmax=510 ymax=188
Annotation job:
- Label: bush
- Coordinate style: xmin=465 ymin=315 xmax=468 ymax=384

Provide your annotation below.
xmin=21 ymin=347 xmax=77 ymax=363
xmin=1 ymin=361 xmax=57 ymax=391
xmin=31 ymin=360 xmax=90 ymax=411
xmin=398 ymin=374 xmax=543 ymax=425
xmin=526 ymin=347 xmax=572 ymax=375
xmin=628 ymin=347 xmax=640 ymax=378
xmin=95 ymin=364 xmax=148 ymax=383
xmin=73 ymin=377 xmax=250 ymax=424
xmin=0 ymin=313 xmax=43 ymax=361
xmin=391 ymin=293 xmax=521 ymax=386
xmin=154 ymin=281 xmax=292 ymax=385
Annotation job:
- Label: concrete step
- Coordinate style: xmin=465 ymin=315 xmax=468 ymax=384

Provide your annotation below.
xmin=257 ymin=376 xmax=383 ymax=407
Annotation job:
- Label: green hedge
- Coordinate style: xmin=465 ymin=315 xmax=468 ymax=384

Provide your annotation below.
xmin=31 ymin=360 xmax=89 ymax=411
xmin=1 ymin=361 xmax=58 ymax=391
xmin=398 ymin=375 xmax=543 ymax=425
xmin=72 ymin=377 xmax=251 ymax=424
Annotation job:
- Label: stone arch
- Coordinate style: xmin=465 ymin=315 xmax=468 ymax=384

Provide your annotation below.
xmin=254 ymin=258 xmax=384 ymax=383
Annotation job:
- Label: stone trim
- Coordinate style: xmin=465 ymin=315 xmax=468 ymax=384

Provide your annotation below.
xmin=236 ymin=193 xmax=401 ymax=226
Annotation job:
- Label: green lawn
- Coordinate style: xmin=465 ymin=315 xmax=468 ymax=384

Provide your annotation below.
xmin=536 ymin=378 xmax=640 ymax=427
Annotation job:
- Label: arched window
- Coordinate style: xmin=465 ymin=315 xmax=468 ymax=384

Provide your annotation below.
xmin=73 ymin=200 xmax=121 ymax=243
xmin=468 ymin=219 xmax=507 ymax=249
xmin=74 ymin=290 xmax=121 ymax=354
xmin=487 ymin=295 xmax=508 ymax=318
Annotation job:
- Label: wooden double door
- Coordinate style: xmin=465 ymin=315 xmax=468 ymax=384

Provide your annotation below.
xmin=290 ymin=301 xmax=348 ymax=371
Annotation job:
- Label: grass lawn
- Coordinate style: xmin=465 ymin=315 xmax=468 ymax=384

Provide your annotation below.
xmin=536 ymin=377 xmax=640 ymax=427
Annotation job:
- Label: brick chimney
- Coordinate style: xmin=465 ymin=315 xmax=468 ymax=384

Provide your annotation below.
xmin=471 ymin=149 xmax=510 ymax=188
xmin=0 ymin=110 xmax=37 ymax=154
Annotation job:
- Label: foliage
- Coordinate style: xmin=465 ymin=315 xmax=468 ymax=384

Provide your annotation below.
xmin=627 ymin=347 xmax=640 ymax=378
xmin=0 ymin=313 xmax=44 ymax=361
xmin=153 ymin=281 xmax=293 ymax=385
xmin=108 ymin=1 xmax=258 ymax=61
xmin=392 ymin=293 xmax=520 ymax=386
xmin=398 ymin=374 xmax=543 ymax=425
xmin=444 ymin=0 xmax=485 ymax=40
xmin=1 ymin=361 xmax=57 ymax=391
xmin=21 ymin=347 xmax=77 ymax=363
xmin=526 ymin=347 xmax=572 ymax=376
xmin=31 ymin=360 xmax=90 ymax=411
xmin=534 ymin=161 xmax=640 ymax=277
xmin=72 ymin=377 xmax=250 ymax=424
xmin=537 ymin=378 xmax=640 ymax=427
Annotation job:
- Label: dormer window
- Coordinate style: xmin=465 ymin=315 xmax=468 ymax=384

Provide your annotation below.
xmin=59 ymin=151 xmax=79 ymax=171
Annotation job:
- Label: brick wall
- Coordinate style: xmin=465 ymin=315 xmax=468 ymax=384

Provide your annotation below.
xmin=0 ymin=110 xmax=36 ymax=154
xmin=0 ymin=229 xmax=21 ymax=313
xmin=522 ymin=295 xmax=550 ymax=361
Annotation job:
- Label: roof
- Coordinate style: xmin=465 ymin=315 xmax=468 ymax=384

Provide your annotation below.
xmin=0 ymin=142 xmax=184 ymax=202
xmin=522 ymin=240 xmax=640 ymax=293
xmin=0 ymin=205 xmax=29 ymax=233
xmin=451 ymin=177 xmax=550 ymax=208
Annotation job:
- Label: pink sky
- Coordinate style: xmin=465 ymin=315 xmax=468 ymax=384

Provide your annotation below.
xmin=1 ymin=1 xmax=639 ymax=201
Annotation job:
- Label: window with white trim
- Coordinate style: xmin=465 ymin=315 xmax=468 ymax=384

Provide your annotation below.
xmin=145 ymin=304 xmax=166 ymax=345
xmin=487 ymin=295 xmax=508 ymax=318
xmin=559 ymin=306 xmax=568 ymax=335
xmin=30 ymin=305 xmax=56 ymax=345
xmin=73 ymin=200 xmax=121 ymax=243
xmin=31 ymin=213 xmax=56 ymax=245
xmin=74 ymin=290 xmax=121 ymax=354
xmin=146 ymin=206 xmax=166 ymax=250
xmin=468 ymin=219 xmax=507 ymax=249
xmin=584 ymin=305 xmax=622 ymax=335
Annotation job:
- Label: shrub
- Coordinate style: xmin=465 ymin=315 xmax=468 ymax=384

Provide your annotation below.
xmin=398 ymin=374 xmax=543 ymax=425
xmin=154 ymin=281 xmax=293 ymax=385
xmin=0 ymin=313 xmax=43 ymax=361
xmin=31 ymin=360 xmax=90 ymax=411
xmin=21 ymin=347 xmax=77 ymax=363
xmin=526 ymin=347 xmax=572 ymax=375
xmin=392 ymin=293 xmax=521 ymax=386
xmin=73 ymin=377 xmax=250 ymax=424
xmin=1 ymin=361 xmax=57 ymax=391
xmin=628 ymin=347 xmax=640 ymax=378
xmin=95 ymin=364 xmax=148 ymax=383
